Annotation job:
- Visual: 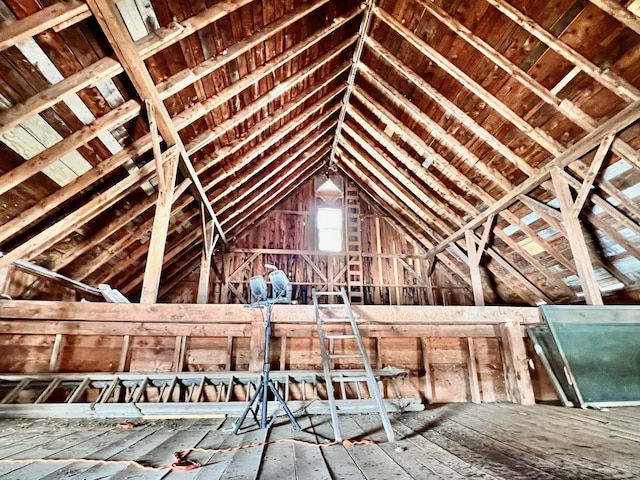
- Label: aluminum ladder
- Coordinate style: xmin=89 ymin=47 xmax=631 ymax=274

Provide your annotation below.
xmin=313 ymin=288 xmax=394 ymax=441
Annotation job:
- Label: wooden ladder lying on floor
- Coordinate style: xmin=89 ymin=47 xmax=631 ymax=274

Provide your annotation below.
xmin=313 ymin=288 xmax=394 ymax=442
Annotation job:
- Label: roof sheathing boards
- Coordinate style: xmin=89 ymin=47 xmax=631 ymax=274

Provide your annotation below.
xmin=0 ymin=0 xmax=637 ymax=304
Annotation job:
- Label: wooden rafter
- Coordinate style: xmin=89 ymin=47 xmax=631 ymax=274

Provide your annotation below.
xmin=485 ymin=0 xmax=640 ymax=103
xmin=429 ymin=100 xmax=640 ymax=258
xmin=355 ymin=63 xmax=578 ymax=298
xmin=0 ymin=147 xmax=177 ymax=272
xmin=329 ymin=0 xmax=374 ymax=164
xmin=0 ymin=100 xmax=140 ymax=198
xmin=85 ymin=0 xmax=227 ymax=249
xmin=0 ymin=0 xmax=90 ymax=52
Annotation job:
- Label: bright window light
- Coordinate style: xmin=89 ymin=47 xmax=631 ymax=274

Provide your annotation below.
xmin=318 ymin=207 xmax=343 ymax=251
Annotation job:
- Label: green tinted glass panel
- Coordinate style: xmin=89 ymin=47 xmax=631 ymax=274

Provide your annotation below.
xmin=541 ymin=305 xmax=640 ymax=407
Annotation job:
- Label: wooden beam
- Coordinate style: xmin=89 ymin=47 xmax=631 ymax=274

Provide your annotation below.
xmin=485 ymin=0 xmax=640 ymax=103
xmin=48 ymin=334 xmax=65 ymax=373
xmin=465 ymin=227 xmax=487 ymax=307
xmin=571 ymin=131 xmax=616 ymax=220
xmin=329 ymin=0 xmax=374 ymax=163
xmin=214 ymin=120 xmax=336 ymax=217
xmin=170 ymin=33 xmax=356 ymax=131
xmin=551 ymin=168 xmax=604 ymax=305
xmin=589 ymin=0 xmax=640 ymax=35
xmin=371 ymin=13 xmax=640 ymax=230
xmin=0 ymin=100 xmax=140 ymax=197
xmin=121 ymin=225 xmax=202 ymax=296
xmin=373 ymin=9 xmax=563 ymax=156
xmin=226 ymin=154 xmax=328 ymax=236
xmin=157 ymin=0 xmax=349 ymax=99
xmin=0 ymin=134 xmax=153 ymax=246
xmin=0 ymin=146 xmax=177 ymax=271
xmin=430 ymin=99 xmax=640 ymax=257
xmin=135 ymin=0 xmax=255 ymax=59
xmin=139 ymin=150 xmax=180 ymax=304
xmin=0 ymin=57 xmax=123 ymax=134
xmin=197 ymin=207 xmax=219 ymax=304
xmin=185 ymin=69 xmax=348 ymax=158
xmin=349 ymin=90 xmax=574 ymax=299
xmin=65 ymin=182 xmax=192 ymax=280
xmin=0 ymin=0 xmax=90 ymax=52
xmin=203 ymin=105 xmax=340 ymax=198
xmin=0 ymin=300 xmax=540 ymax=324
xmin=500 ymin=321 xmax=535 ymax=405
xmin=86 ymin=0 xmax=227 ymax=247
xmin=414 ymin=0 xmax=640 ymax=171
xmin=13 ymin=259 xmax=102 ymax=299
xmin=467 ymin=338 xmax=481 ymax=403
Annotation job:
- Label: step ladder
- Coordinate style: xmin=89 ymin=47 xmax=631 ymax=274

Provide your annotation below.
xmin=345 ymin=180 xmax=364 ymax=304
xmin=313 ymin=289 xmax=394 ymax=441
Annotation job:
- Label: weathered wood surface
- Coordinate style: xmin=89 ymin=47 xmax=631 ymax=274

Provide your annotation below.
xmin=0 ymin=301 xmax=539 ymax=324
xmin=1 ymin=407 xmax=640 ymax=479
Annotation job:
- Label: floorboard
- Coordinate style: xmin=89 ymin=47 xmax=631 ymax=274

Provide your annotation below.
xmin=0 ymin=404 xmax=639 ymax=479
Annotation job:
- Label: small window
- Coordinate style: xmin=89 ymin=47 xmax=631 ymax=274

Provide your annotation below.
xmin=317 ymin=207 xmax=343 ymax=252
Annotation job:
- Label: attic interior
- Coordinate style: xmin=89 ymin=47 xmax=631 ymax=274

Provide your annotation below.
xmin=1 ymin=0 xmax=640 ymax=477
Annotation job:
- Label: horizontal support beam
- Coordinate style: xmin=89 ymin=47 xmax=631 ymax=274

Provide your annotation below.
xmin=0 ymin=0 xmax=90 ymax=52
xmin=0 ymin=301 xmax=539 ymax=325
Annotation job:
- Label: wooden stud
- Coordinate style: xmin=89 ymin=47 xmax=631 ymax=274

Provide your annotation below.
xmin=172 ymin=336 xmax=188 ymax=372
xmin=465 ymin=230 xmax=485 ymax=307
xmin=570 ymin=132 xmax=616 ymax=220
xmin=467 ymin=338 xmax=481 ymax=403
xmin=420 ymin=338 xmax=434 ymax=403
xmin=551 ymin=168 xmax=604 ymax=305
xmin=139 ymin=151 xmax=180 ymax=304
xmin=118 ymin=335 xmax=132 ymax=372
xmin=49 ymin=334 xmax=65 ymax=373
xmin=499 ymin=322 xmax=535 ymax=405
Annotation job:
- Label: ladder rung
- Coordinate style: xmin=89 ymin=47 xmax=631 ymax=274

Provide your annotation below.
xmin=324 ymin=334 xmax=356 ymax=339
xmin=330 ymin=376 xmax=369 ymax=382
xmin=320 ymin=318 xmax=352 ymax=323
xmin=328 ymin=354 xmax=362 ymax=359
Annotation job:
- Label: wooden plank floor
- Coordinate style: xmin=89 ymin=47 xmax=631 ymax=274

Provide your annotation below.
xmin=0 ymin=404 xmax=639 ymax=479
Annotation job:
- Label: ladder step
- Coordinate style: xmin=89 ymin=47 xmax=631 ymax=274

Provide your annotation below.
xmin=328 ymin=354 xmax=362 ymax=359
xmin=324 ymin=334 xmax=356 ymax=339
xmin=320 ymin=318 xmax=352 ymax=323
xmin=330 ymin=376 xmax=369 ymax=382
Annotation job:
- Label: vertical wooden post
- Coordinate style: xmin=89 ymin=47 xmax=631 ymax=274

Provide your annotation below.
xmin=420 ymin=338 xmax=434 ymax=403
xmin=197 ymin=206 xmax=218 ymax=304
xmin=49 ymin=334 xmax=65 ymax=373
xmin=500 ymin=321 xmax=535 ymax=405
xmin=249 ymin=318 xmax=266 ymax=372
xmin=464 ymin=215 xmax=495 ymax=307
xmin=0 ymin=255 xmax=10 ymax=296
xmin=392 ymin=241 xmax=401 ymax=305
xmin=280 ymin=336 xmax=287 ymax=370
xmin=226 ymin=336 xmax=234 ymax=371
xmin=118 ymin=335 xmax=132 ymax=372
xmin=172 ymin=335 xmax=187 ymax=372
xmin=140 ymin=151 xmax=180 ymax=303
xmin=551 ymin=167 xmax=604 ymax=305
xmin=465 ymin=230 xmax=485 ymax=306
xmin=467 ymin=338 xmax=481 ymax=403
